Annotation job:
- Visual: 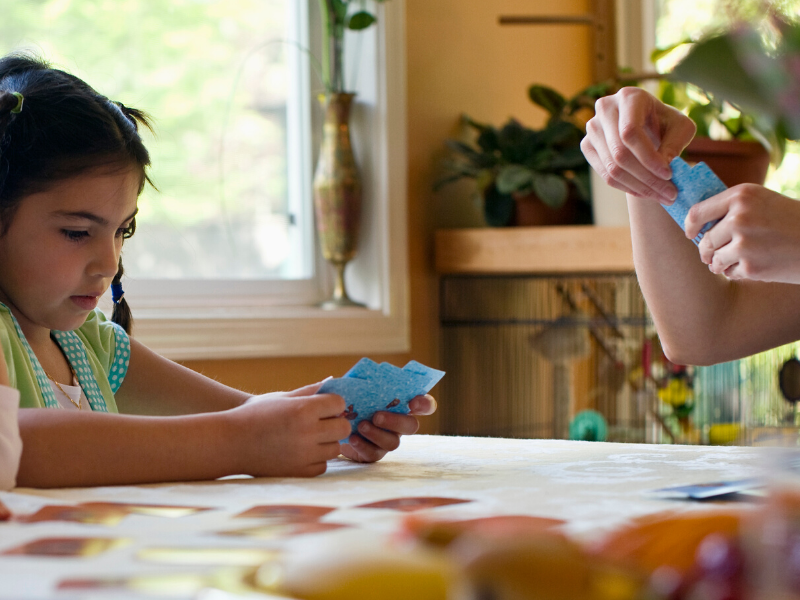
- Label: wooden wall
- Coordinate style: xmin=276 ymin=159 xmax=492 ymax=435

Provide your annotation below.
xmin=178 ymin=0 xmax=594 ymax=436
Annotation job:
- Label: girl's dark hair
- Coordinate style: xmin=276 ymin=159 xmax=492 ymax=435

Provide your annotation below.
xmin=0 ymin=53 xmax=153 ymax=334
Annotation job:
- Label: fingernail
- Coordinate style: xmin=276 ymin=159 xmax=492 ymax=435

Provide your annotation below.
xmin=373 ymin=414 xmax=385 ymax=427
xmin=359 ymin=421 xmax=371 ymax=433
xmin=322 ymin=375 xmax=333 ymax=382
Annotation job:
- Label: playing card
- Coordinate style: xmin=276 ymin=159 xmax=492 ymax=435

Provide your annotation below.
xmin=59 ymin=568 xmax=257 ymax=596
xmin=79 ymin=501 xmax=212 ymax=518
xmin=403 ymin=515 xmax=566 ymax=546
xmin=15 ymin=504 xmax=130 ymax=526
xmin=234 ymin=505 xmax=337 ymax=522
xmin=219 ymin=522 xmax=350 ymax=539
xmin=355 ymin=496 xmax=472 ymax=512
xmin=648 ymin=478 xmax=763 ymax=500
xmin=403 ymin=360 xmax=446 ymax=393
xmin=663 ymin=157 xmax=728 ymax=245
xmin=1 ymin=536 xmax=130 ymax=557
xmin=137 ymin=547 xmax=279 ymax=566
xmin=320 ymin=358 xmax=445 ymax=438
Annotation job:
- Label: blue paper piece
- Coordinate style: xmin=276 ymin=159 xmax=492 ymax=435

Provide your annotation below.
xmin=403 ymin=360 xmax=446 ymax=393
xmin=663 ymin=157 xmax=728 ymax=245
xmin=319 ymin=358 xmax=446 ymax=440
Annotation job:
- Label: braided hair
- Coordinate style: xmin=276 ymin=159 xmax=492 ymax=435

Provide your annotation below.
xmin=0 ymin=53 xmax=153 ymax=334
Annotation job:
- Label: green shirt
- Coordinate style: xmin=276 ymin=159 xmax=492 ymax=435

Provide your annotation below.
xmin=0 ymin=304 xmax=130 ymax=412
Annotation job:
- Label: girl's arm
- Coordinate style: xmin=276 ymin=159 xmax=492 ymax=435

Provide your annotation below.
xmin=583 ymin=87 xmax=800 ymax=365
xmin=113 ymin=338 xmax=437 ymax=464
xmin=113 ymin=339 xmax=251 ymax=415
xmin=16 ymin=383 xmax=351 ymax=488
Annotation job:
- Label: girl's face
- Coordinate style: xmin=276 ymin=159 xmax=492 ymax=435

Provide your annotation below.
xmin=0 ymin=167 xmax=139 ymax=337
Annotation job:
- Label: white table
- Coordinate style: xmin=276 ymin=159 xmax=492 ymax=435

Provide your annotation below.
xmin=0 ymin=435 xmax=766 ymax=599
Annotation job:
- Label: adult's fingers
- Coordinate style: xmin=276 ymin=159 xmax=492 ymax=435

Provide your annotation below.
xmin=580 ymin=137 xmax=643 ymax=197
xmin=652 ymin=99 xmax=697 ymax=164
xmin=684 ymin=189 xmax=736 ymax=239
xmin=697 ymin=221 xmax=733 ymax=265
xmin=591 ymin=104 xmax=677 ymax=202
xmin=709 ymin=244 xmax=741 ymax=277
xmin=598 ymin=88 xmax=672 ymax=181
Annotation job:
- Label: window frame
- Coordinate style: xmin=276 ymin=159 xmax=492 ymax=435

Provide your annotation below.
xmin=119 ymin=0 xmax=410 ymax=360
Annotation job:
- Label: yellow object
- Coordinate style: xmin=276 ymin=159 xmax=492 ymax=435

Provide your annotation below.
xmin=256 ymin=533 xmax=457 ymax=600
xmin=657 ymin=378 xmax=693 ymax=408
xmin=708 ymin=423 xmax=742 ymax=446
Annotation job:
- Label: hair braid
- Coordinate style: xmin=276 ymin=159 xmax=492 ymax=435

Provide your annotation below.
xmin=111 ymin=258 xmax=133 ymax=334
xmin=0 ymin=91 xmax=21 ymax=137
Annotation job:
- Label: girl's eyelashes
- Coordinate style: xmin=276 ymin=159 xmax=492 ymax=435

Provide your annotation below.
xmin=62 ymin=229 xmax=89 ymax=242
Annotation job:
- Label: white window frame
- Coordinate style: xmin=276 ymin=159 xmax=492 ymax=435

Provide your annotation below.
xmin=117 ymin=0 xmax=410 ymax=360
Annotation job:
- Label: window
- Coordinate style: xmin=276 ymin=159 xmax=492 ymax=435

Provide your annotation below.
xmin=1 ymin=1 xmax=410 ymax=359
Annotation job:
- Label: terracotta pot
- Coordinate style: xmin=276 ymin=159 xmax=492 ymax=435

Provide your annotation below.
xmin=682 ymin=138 xmax=770 ymax=187
xmin=511 ymin=189 xmax=579 ymax=227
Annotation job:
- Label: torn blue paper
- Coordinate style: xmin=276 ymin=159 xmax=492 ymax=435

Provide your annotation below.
xmin=319 ymin=358 xmax=445 ymax=440
xmin=663 ymin=157 xmax=727 ymax=245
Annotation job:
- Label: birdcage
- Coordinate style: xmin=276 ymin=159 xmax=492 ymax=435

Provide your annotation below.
xmin=438 ymin=273 xmax=800 ymax=445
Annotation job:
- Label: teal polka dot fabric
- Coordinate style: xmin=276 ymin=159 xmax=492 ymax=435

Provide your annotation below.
xmin=108 ymin=323 xmax=130 ymax=394
xmin=5 ymin=310 xmax=60 ymax=410
xmin=51 ymin=330 xmax=110 ymax=413
xmin=0 ymin=304 xmax=129 ymax=412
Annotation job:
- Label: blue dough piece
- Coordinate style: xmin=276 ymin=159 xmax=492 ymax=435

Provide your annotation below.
xmin=663 ymin=157 xmax=727 ymax=245
xmin=403 ymin=360 xmax=446 ymax=393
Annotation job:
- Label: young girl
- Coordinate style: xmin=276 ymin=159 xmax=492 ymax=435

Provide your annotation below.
xmin=580 ymin=87 xmax=800 ymax=366
xmin=0 ymin=54 xmax=436 ymax=488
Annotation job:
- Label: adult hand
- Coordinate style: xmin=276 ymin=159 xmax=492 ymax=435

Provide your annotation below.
xmin=581 ymin=87 xmax=696 ymax=203
xmin=340 ymin=394 xmax=437 ymax=463
xmin=230 ymin=382 xmax=351 ymax=478
xmin=686 ymin=184 xmax=800 ymax=284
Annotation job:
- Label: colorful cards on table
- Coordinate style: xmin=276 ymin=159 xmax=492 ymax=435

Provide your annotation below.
xmin=317 ymin=358 xmax=445 ymax=438
xmin=663 ymin=157 xmax=728 ymax=245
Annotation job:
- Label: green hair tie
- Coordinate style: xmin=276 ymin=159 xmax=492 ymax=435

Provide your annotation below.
xmin=10 ymin=92 xmax=23 ymax=114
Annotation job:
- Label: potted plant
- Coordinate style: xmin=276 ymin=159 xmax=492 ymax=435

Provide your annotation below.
xmin=436 ymin=82 xmax=623 ymax=227
xmin=666 ymin=13 xmax=800 ymax=178
xmin=653 ymin=43 xmax=788 ymax=187
xmin=313 ymin=0 xmax=386 ymax=308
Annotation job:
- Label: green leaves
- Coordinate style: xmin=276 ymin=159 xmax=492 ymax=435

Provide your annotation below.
xmin=347 ymin=11 xmax=376 ymax=30
xmin=528 ymin=84 xmax=566 ymax=120
xmin=531 ymin=173 xmax=568 ymax=208
xmin=496 ymin=165 xmax=534 ymax=195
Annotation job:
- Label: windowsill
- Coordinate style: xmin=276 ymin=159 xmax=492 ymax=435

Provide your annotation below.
xmin=131 ymin=304 xmax=409 ymax=360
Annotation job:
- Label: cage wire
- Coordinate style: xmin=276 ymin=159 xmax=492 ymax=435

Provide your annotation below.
xmin=439 ymin=274 xmax=799 ymax=445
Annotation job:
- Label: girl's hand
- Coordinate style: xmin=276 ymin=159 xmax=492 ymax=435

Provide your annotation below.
xmin=686 ymin=184 xmax=800 ymax=284
xmin=228 ymin=382 xmax=351 ymax=478
xmin=581 ymin=87 xmax=696 ymax=203
xmin=0 ymin=500 xmax=9 ymax=521
xmin=340 ymin=394 xmax=437 ymax=463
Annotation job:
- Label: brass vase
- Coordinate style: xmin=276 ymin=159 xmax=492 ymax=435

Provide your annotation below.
xmin=313 ymin=92 xmax=366 ymax=309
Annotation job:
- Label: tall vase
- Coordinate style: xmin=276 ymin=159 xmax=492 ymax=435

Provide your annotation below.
xmin=313 ymin=92 xmax=366 ymax=309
